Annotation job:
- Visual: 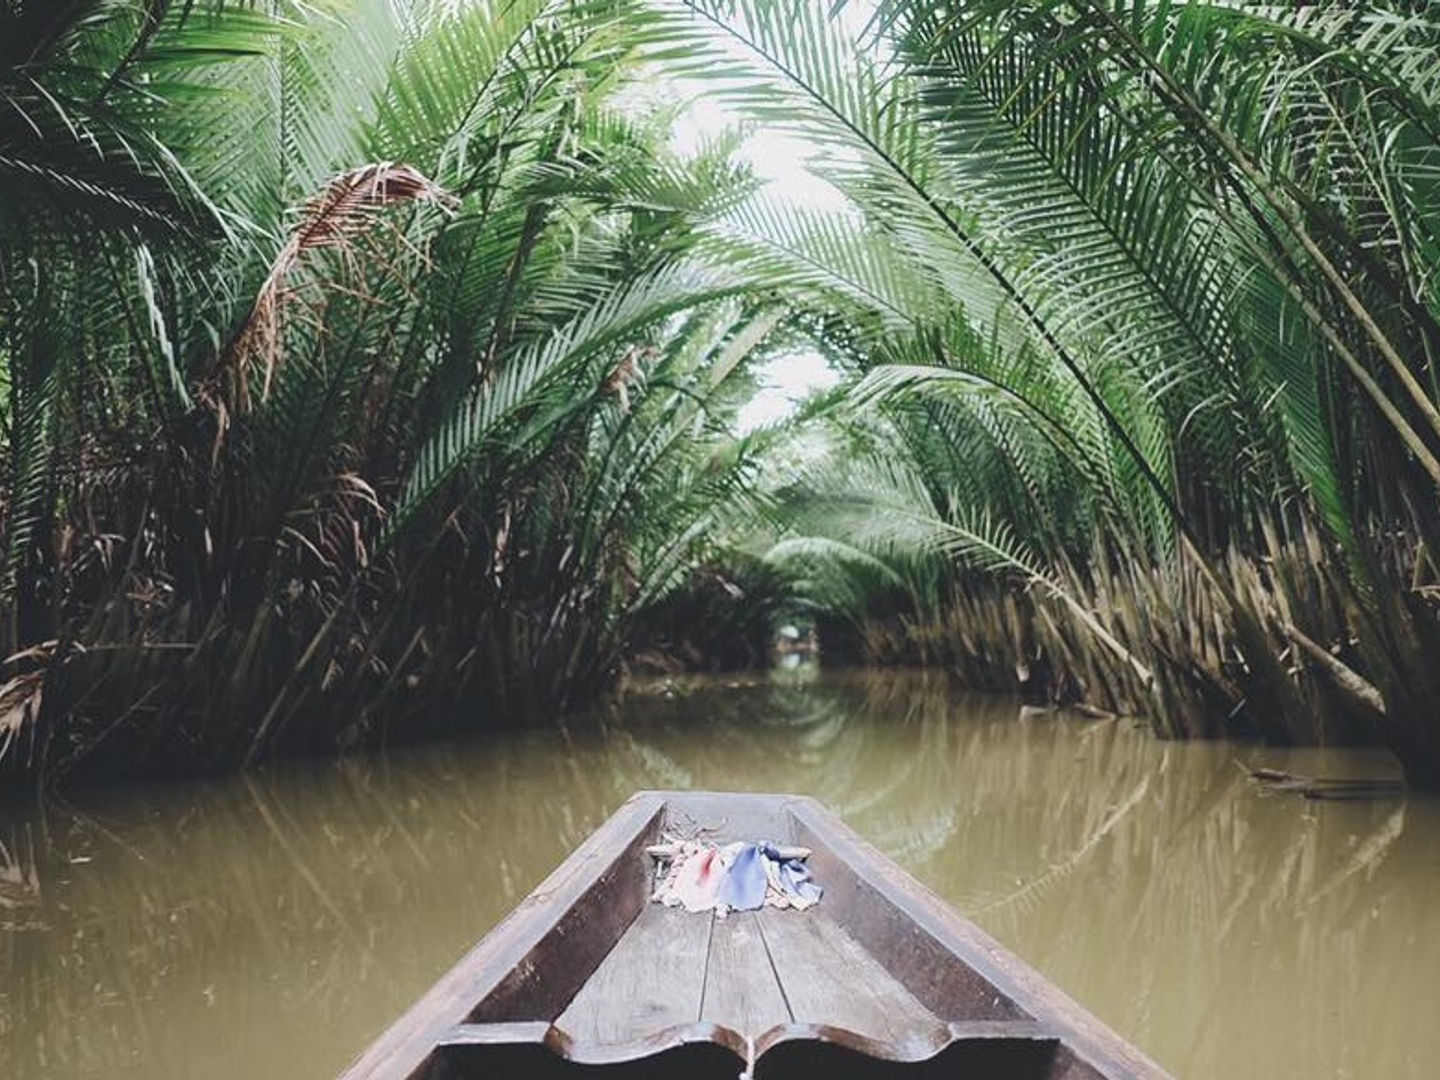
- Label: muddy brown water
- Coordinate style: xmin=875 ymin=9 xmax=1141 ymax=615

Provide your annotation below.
xmin=2 ymin=670 xmax=1437 ymax=1079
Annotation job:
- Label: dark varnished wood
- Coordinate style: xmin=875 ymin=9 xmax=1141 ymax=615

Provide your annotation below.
xmin=336 ymin=790 xmax=1174 ymax=1080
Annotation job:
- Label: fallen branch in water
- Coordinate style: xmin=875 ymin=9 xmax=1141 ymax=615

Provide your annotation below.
xmin=1249 ymin=767 xmax=1403 ymax=800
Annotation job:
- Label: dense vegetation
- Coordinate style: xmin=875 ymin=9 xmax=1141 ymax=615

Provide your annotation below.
xmin=4 ymin=1 xmax=1440 ymax=788
xmin=0 ymin=0 xmax=791 ymax=784
xmin=745 ymin=1 xmax=1440 ymax=786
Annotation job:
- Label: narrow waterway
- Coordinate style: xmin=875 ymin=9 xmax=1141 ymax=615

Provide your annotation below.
xmin=2 ymin=670 xmax=1437 ymax=1079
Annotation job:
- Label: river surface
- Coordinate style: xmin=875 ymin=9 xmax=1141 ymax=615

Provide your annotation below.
xmin=2 ymin=670 xmax=1438 ymax=1079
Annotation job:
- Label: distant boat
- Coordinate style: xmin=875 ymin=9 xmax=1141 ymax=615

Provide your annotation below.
xmin=338 ymin=790 xmax=1172 ymax=1079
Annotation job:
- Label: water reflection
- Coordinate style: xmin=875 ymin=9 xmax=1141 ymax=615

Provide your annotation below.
xmin=1 ymin=671 xmax=1437 ymax=1079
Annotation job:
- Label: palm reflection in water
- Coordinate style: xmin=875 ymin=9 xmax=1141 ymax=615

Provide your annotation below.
xmin=1 ymin=671 xmax=1435 ymax=1080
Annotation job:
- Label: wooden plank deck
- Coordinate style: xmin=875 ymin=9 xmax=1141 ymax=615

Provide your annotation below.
xmin=755 ymin=907 xmax=940 ymax=1044
xmin=556 ymin=903 xmax=713 ymax=1043
xmin=700 ymin=911 xmax=789 ymax=1036
xmin=557 ymin=903 xmax=943 ymax=1046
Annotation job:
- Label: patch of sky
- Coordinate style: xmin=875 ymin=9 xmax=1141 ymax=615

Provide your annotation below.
xmin=620 ymin=2 xmax=883 ymax=432
xmin=736 ymin=348 xmax=841 ymax=433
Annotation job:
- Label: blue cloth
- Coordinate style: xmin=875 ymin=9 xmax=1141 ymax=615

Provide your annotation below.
xmin=762 ymin=843 xmax=823 ymax=906
xmin=717 ymin=843 xmax=768 ymax=911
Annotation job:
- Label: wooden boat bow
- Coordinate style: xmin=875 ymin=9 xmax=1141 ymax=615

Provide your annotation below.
xmin=337 ymin=791 xmax=1174 ymax=1080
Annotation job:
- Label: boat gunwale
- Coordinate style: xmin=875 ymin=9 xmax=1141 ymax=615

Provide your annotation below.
xmin=336 ymin=791 xmax=667 ymax=1080
xmin=782 ymin=793 xmax=1171 ymax=1079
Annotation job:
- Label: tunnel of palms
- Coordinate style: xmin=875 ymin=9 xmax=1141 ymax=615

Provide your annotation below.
xmin=3 ymin=0 xmax=1440 ymax=789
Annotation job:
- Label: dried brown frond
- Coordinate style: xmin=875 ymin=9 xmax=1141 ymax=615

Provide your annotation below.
xmin=198 ymin=162 xmax=456 ymax=448
xmin=602 ymin=345 xmax=657 ymax=414
xmin=0 ymin=641 xmax=56 ymax=766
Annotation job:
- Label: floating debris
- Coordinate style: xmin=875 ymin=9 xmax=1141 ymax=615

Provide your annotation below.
xmin=1249 ymin=767 xmax=1404 ymax=801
